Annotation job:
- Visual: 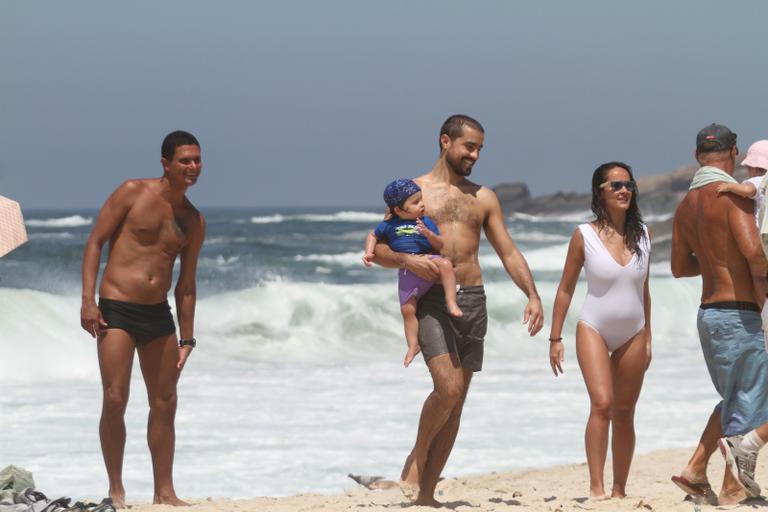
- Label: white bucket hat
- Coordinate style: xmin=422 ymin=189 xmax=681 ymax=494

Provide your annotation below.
xmin=742 ymin=140 xmax=768 ymax=171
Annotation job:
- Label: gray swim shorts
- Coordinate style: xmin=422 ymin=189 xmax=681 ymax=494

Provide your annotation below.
xmin=417 ymin=284 xmax=487 ymax=372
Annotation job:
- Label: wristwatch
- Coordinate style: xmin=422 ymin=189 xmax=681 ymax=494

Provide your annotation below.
xmin=178 ymin=338 xmax=196 ymax=348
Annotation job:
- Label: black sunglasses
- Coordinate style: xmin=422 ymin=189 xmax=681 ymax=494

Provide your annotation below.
xmin=601 ymin=180 xmax=636 ymax=192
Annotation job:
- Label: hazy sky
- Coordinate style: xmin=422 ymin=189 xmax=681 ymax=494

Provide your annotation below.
xmin=2 ymin=1 xmax=767 ymax=209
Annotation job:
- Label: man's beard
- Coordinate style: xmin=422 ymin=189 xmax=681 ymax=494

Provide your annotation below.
xmin=447 ymin=154 xmax=474 ymax=177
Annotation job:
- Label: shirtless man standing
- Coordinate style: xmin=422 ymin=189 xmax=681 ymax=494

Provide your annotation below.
xmin=671 ymin=123 xmax=768 ymax=504
xmin=374 ymin=115 xmax=544 ymax=506
xmin=81 ymin=130 xmax=205 ymax=508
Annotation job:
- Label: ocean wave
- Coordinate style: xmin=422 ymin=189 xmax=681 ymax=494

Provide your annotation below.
xmin=26 ymin=215 xmax=93 ymax=228
xmin=250 ymin=214 xmax=286 ymax=224
xmin=510 ymin=210 xmax=673 ymax=224
xmin=508 ymin=211 xmax=593 ymax=223
xmin=250 ymin=211 xmax=383 ymax=225
xmin=479 ymin=243 xmax=571 ymax=272
xmin=0 ymin=276 xmax=702 ymax=380
xmin=294 ymin=211 xmax=383 ymax=222
xmin=513 ymin=231 xmax=570 ymax=243
xmin=28 ymin=232 xmax=76 ymax=240
xmin=644 ymin=212 xmax=674 ymax=222
xmin=291 ymin=245 xmax=574 ymax=272
xmin=294 ymin=251 xmax=363 ymax=267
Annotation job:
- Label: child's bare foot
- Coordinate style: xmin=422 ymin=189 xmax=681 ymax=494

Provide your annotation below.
xmin=404 ymin=345 xmax=421 ymax=367
xmin=447 ymin=302 xmax=463 ymax=317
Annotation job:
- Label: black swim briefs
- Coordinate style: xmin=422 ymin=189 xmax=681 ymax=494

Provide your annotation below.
xmin=98 ymin=298 xmax=176 ymax=344
xmin=417 ymin=284 xmax=487 ymax=372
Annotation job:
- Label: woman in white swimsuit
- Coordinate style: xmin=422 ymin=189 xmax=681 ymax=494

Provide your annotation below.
xmin=548 ymin=162 xmax=651 ymax=499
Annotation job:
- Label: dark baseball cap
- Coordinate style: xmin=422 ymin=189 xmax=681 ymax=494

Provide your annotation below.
xmin=696 ymin=123 xmax=737 ymax=153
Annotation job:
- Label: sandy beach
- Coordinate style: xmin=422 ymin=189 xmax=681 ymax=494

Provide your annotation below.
xmin=122 ymin=447 xmax=766 ymax=511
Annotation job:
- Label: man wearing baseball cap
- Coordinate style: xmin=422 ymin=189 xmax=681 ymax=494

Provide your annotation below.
xmin=671 ymin=123 xmax=768 ymax=503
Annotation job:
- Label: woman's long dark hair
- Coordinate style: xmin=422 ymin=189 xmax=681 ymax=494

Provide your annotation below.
xmin=591 ymin=161 xmax=646 ymax=263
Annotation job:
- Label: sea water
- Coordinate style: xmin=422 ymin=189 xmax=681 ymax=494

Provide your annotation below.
xmin=0 ymin=207 xmax=715 ymax=501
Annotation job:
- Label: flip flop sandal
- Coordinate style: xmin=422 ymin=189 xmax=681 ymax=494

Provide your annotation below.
xmin=84 ymin=498 xmax=115 ymax=512
xmin=40 ymin=497 xmax=73 ymax=512
xmin=17 ymin=488 xmax=48 ymax=505
xmin=671 ymin=475 xmax=718 ymax=505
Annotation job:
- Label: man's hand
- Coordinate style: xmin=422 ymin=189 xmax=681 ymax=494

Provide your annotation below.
xmin=404 ymin=253 xmax=440 ymax=281
xmin=177 ymin=345 xmax=193 ymax=370
xmin=523 ymin=296 xmax=544 ymax=336
xmin=362 ymin=252 xmax=375 ymax=267
xmin=81 ymin=301 xmax=108 ymax=338
xmin=549 ymin=341 xmax=564 ymax=376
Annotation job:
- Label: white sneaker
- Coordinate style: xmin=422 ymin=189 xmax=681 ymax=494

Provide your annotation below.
xmin=719 ymin=435 xmax=761 ymax=498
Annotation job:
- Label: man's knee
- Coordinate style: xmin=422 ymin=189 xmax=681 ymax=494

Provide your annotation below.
xmin=102 ymin=386 xmax=129 ymax=415
xmin=149 ymin=391 xmax=178 ymax=415
xmin=435 ymin=379 xmax=466 ymax=409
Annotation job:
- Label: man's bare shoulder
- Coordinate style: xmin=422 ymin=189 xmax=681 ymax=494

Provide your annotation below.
xmin=413 ymin=172 xmax=440 ymax=190
xmin=116 ymin=178 xmax=147 ymax=194
xmin=105 ymin=179 xmax=154 ymax=208
xmin=674 ymin=189 xmax=698 ymax=217
xmin=474 ymin=183 xmax=496 ymax=199
xmin=114 ymin=178 xmax=165 ymax=199
xmin=474 ymin=183 xmax=502 ymax=209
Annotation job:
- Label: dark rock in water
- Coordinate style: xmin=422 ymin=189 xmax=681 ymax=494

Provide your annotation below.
xmin=494 ymin=182 xmax=531 ymax=211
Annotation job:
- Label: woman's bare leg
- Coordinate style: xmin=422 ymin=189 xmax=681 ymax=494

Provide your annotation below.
xmin=609 ymin=329 xmax=648 ymax=498
xmin=576 ymin=322 xmax=613 ymax=498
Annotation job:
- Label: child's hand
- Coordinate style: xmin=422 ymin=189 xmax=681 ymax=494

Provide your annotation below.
xmin=716 ymin=183 xmax=731 ymax=196
xmin=415 ymin=218 xmax=431 ymax=236
xmin=362 ymin=252 xmax=375 ymax=267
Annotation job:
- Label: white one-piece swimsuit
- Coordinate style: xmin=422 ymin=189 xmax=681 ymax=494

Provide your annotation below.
xmin=577 ymin=223 xmax=650 ymax=352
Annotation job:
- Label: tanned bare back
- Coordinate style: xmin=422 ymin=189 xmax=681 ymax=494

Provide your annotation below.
xmin=672 ymin=183 xmax=765 ymax=305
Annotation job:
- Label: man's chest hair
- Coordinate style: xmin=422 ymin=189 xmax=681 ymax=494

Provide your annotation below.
xmin=426 ymin=189 xmax=484 ymax=227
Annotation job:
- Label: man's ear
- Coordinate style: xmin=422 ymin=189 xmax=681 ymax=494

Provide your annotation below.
xmin=440 ymin=133 xmax=451 ymax=152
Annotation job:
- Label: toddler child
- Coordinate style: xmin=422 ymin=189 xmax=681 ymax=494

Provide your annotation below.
xmin=362 ymin=178 xmax=462 ymax=367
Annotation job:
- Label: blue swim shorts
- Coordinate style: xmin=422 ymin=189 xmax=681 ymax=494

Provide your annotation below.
xmin=697 ymin=304 xmax=768 ymax=436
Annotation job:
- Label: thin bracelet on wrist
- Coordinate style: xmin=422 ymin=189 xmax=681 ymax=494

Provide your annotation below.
xmin=548 ymin=336 xmax=563 ymax=342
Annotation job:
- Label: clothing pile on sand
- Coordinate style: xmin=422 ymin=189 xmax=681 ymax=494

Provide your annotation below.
xmin=0 ymin=466 xmax=114 ymax=512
